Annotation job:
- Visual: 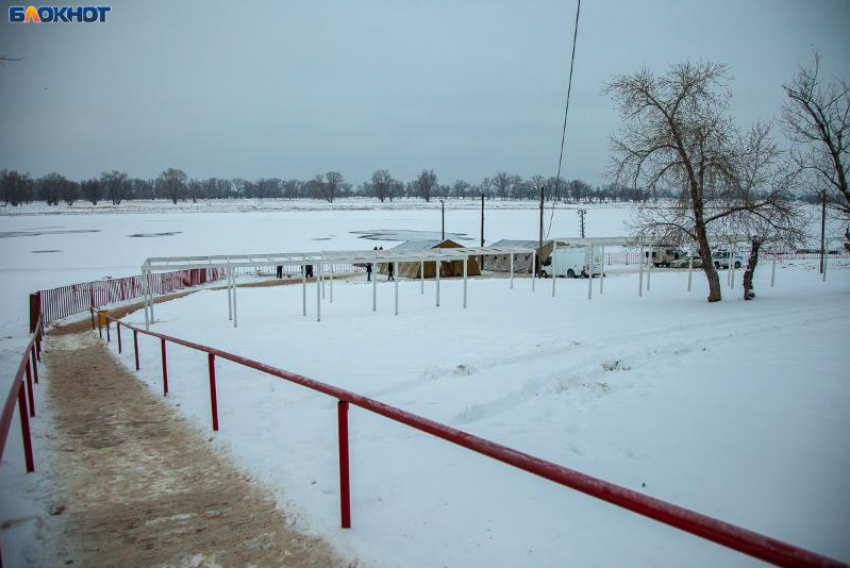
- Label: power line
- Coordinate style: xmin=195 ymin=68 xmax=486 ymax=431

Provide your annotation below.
xmin=546 ymin=0 xmax=582 ymax=239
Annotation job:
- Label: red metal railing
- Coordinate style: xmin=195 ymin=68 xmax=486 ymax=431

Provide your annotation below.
xmin=37 ymin=268 xmax=228 ymax=325
xmin=0 ymin=316 xmax=43 ymax=568
xmin=97 ymin=310 xmax=845 ymax=568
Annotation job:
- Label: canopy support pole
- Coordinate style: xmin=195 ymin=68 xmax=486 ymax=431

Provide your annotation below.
xmin=639 ymin=242 xmax=644 ymax=298
xmin=232 ymin=268 xmax=238 ymax=328
xmin=227 ymin=266 xmax=233 ymax=321
xmin=600 ymin=246 xmax=605 ymax=294
xmin=531 ymin=252 xmax=536 ymax=292
xmin=302 ymin=264 xmax=307 ymax=317
xmin=771 ymin=252 xmax=777 ymax=288
xmin=552 ymin=241 xmax=557 ymax=297
xmin=463 ymin=257 xmax=468 ymax=309
xmin=647 ymin=242 xmax=652 ymax=291
xmin=436 ymin=260 xmax=441 ymax=307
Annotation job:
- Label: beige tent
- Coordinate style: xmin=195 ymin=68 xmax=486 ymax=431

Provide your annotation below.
xmin=485 ymin=239 xmax=569 ymax=273
xmin=379 ymin=239 xmax=481 ymax=278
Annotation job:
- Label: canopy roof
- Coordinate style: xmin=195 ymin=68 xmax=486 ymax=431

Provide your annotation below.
xmin=143 ymin=245 xmax=537 ymax=273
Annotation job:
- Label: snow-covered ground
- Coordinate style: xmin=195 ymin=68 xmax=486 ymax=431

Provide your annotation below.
xmin=1 ymin=200 xmax=848 ymax=566
xmin=0 ymin=199 xmax=633 ymax=379
xmin=87 ymin=261 xmax=850 ymax=566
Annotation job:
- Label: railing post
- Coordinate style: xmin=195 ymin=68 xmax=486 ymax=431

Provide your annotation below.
xmin=160 ymin=339 xmax=169 ymax=396
xmin=31 ymin=346 xmax=38 ymax=384
xmin=17 ymin=385 xmax=34 ymax=473
xmin=133 ymin=330 xmax=140 ymax=371
xmin=90 ymin=306 xmax=96 ymax=330
xmin=25 ymin=361 xmax=35 ymax=417
xmin=117 ymin=322 xmax=122 ymax=354
xmin=208 ymin=354 xmax=219 ymax=431
xmin=97 ymin=310 xmax=102 ymax=339
xmin=106 ymin=320 xmax=111 ymax=343
xmin=337 ymin=400 xmax=351 ymax=528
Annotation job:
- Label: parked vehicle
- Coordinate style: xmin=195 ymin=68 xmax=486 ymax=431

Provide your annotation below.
xmin=646 ymin=248 xmax=688 ymax=268
xmin=711 ymin=250 xmax=744 ymax=269
xmin=542 ymin=246 xmax=603 ymax=278
xmin=668 ymin=253 xmax=703 ymax=269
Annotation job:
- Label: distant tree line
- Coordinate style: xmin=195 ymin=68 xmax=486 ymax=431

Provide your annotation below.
xmin=1 ymin=166 xmax=678 ymax=207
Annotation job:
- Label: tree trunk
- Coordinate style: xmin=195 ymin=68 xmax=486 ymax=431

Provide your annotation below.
xmin=695 ymin=223 xmax=722 ymax=302
xmin=743 ymin=238 xmax=761 ymax=300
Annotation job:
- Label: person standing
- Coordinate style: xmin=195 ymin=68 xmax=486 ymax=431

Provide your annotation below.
xmin=276 ymin=265 xmax=283 ymax=279
xmin=387 ymin=260 xmax=395 ymax=281
xmin=367 ymin=246 xmax=377 ymax=281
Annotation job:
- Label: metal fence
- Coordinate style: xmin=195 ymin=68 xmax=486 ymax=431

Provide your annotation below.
xmin=36 ymin=268 xmax=228 ymax=324
xmin=0 ymin=315 xmax=43 ymax=567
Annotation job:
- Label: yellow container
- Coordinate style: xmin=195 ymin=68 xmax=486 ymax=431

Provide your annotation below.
xmin=98 ymin=310 xmax=110 ymax=326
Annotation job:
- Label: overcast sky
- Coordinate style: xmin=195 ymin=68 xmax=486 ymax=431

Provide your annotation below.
xmin=1 ymin=0 xmax=848 ymax=187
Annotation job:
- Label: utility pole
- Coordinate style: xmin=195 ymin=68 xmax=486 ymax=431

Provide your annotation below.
xmin=441 ymin=199 xmax=445 ymax=241
xmin=480 ymin=193 xmax=485 ymax=271
xmin=820 ymin=190 xmax=826 ymax=273
xmin=577 ymin=208 xmax=587 ymax=238
xmin=538 ymin=186 xmax=544 ymax=278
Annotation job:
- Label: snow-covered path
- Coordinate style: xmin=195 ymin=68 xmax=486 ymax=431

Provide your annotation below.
xmin=31 ymin=324 xmax=346 ymax=567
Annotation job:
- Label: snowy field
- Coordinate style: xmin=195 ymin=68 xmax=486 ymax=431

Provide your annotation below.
xmin=1 ymin=200 xmax=848 ymax=566
xmin=0 ymin=199 xmax=633 ymax=379
xmin=79 ymin=262 xmax=850 ymax=565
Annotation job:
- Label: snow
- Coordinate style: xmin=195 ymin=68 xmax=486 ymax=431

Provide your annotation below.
xmin=103 ymin=261 xmax=848 ymax=566
xmin=1 ymin=200 xmax=848 ymax=566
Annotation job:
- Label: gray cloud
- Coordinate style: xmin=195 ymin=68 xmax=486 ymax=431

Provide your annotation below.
xmin=1 ymin=0 xmax=848 ymax=186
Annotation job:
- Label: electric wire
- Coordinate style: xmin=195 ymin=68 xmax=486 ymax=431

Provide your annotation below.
xmin=546 ymin=0 xmax=581 ymax=239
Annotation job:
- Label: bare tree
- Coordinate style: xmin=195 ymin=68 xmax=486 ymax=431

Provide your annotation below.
xmin=156 ymin=168 xmax=187 ymax=204
xmin=63 ymin=180 xmax=80 ymax=205
xmin=415 ymin=169 xmax=437 ymax=202
xmin=1 ymin=170 xmax=34 ymax=206
xmin=101 ymin=170 xmax=130 ymax=205
xmin=606 ymin=61 xmax=739 ymax=302
xmin=718 ymin=123 xmax=808 ymax=300
xmin=452 ymin=179 xmax=471 ymax=199
xmin=81 ymin=178 xmax=102 ymax=205
xmin=371 ymin=169 xmax=392 ymax=202
xmin=782 ymin=52 xmax=850 ymax=219
xmin=322 ymin=171 xmax=344 ymax=203
xmin=37 ymin=172 xmax=68 ymax=205
xmin=493 ymin=172 xmax=514 ymax=200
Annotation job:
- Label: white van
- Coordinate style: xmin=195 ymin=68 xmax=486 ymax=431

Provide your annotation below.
xmin=541 ymin=246 xmax=603 ymax=278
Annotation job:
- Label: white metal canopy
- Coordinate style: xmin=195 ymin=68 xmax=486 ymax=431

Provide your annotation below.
xmin=140 ymin=245 xmax=537 ymax=328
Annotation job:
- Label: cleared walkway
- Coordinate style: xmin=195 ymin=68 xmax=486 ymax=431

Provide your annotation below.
xmin=40 ymin=323 xmax=347 ymax=567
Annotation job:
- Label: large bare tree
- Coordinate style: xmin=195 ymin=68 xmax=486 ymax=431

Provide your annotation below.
xmin=371 ymin=169 xmax=392 ymax=203
xmin=415 ymin=169 xmax=437 ymax=202
xmin=782 ymin=52 xmax=849 ymax=219
xmin=101 ymin=170 xmax=130 ymax=205
xmin=156 ymin=168 xmax=187 ymax=204
xmin=606 ymin=61 xmax=740 ymax=302
xmin=715 ymin=123 xmax=808 ymax=300
xmin=322 ymin=171 xmax=344 ymax=203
